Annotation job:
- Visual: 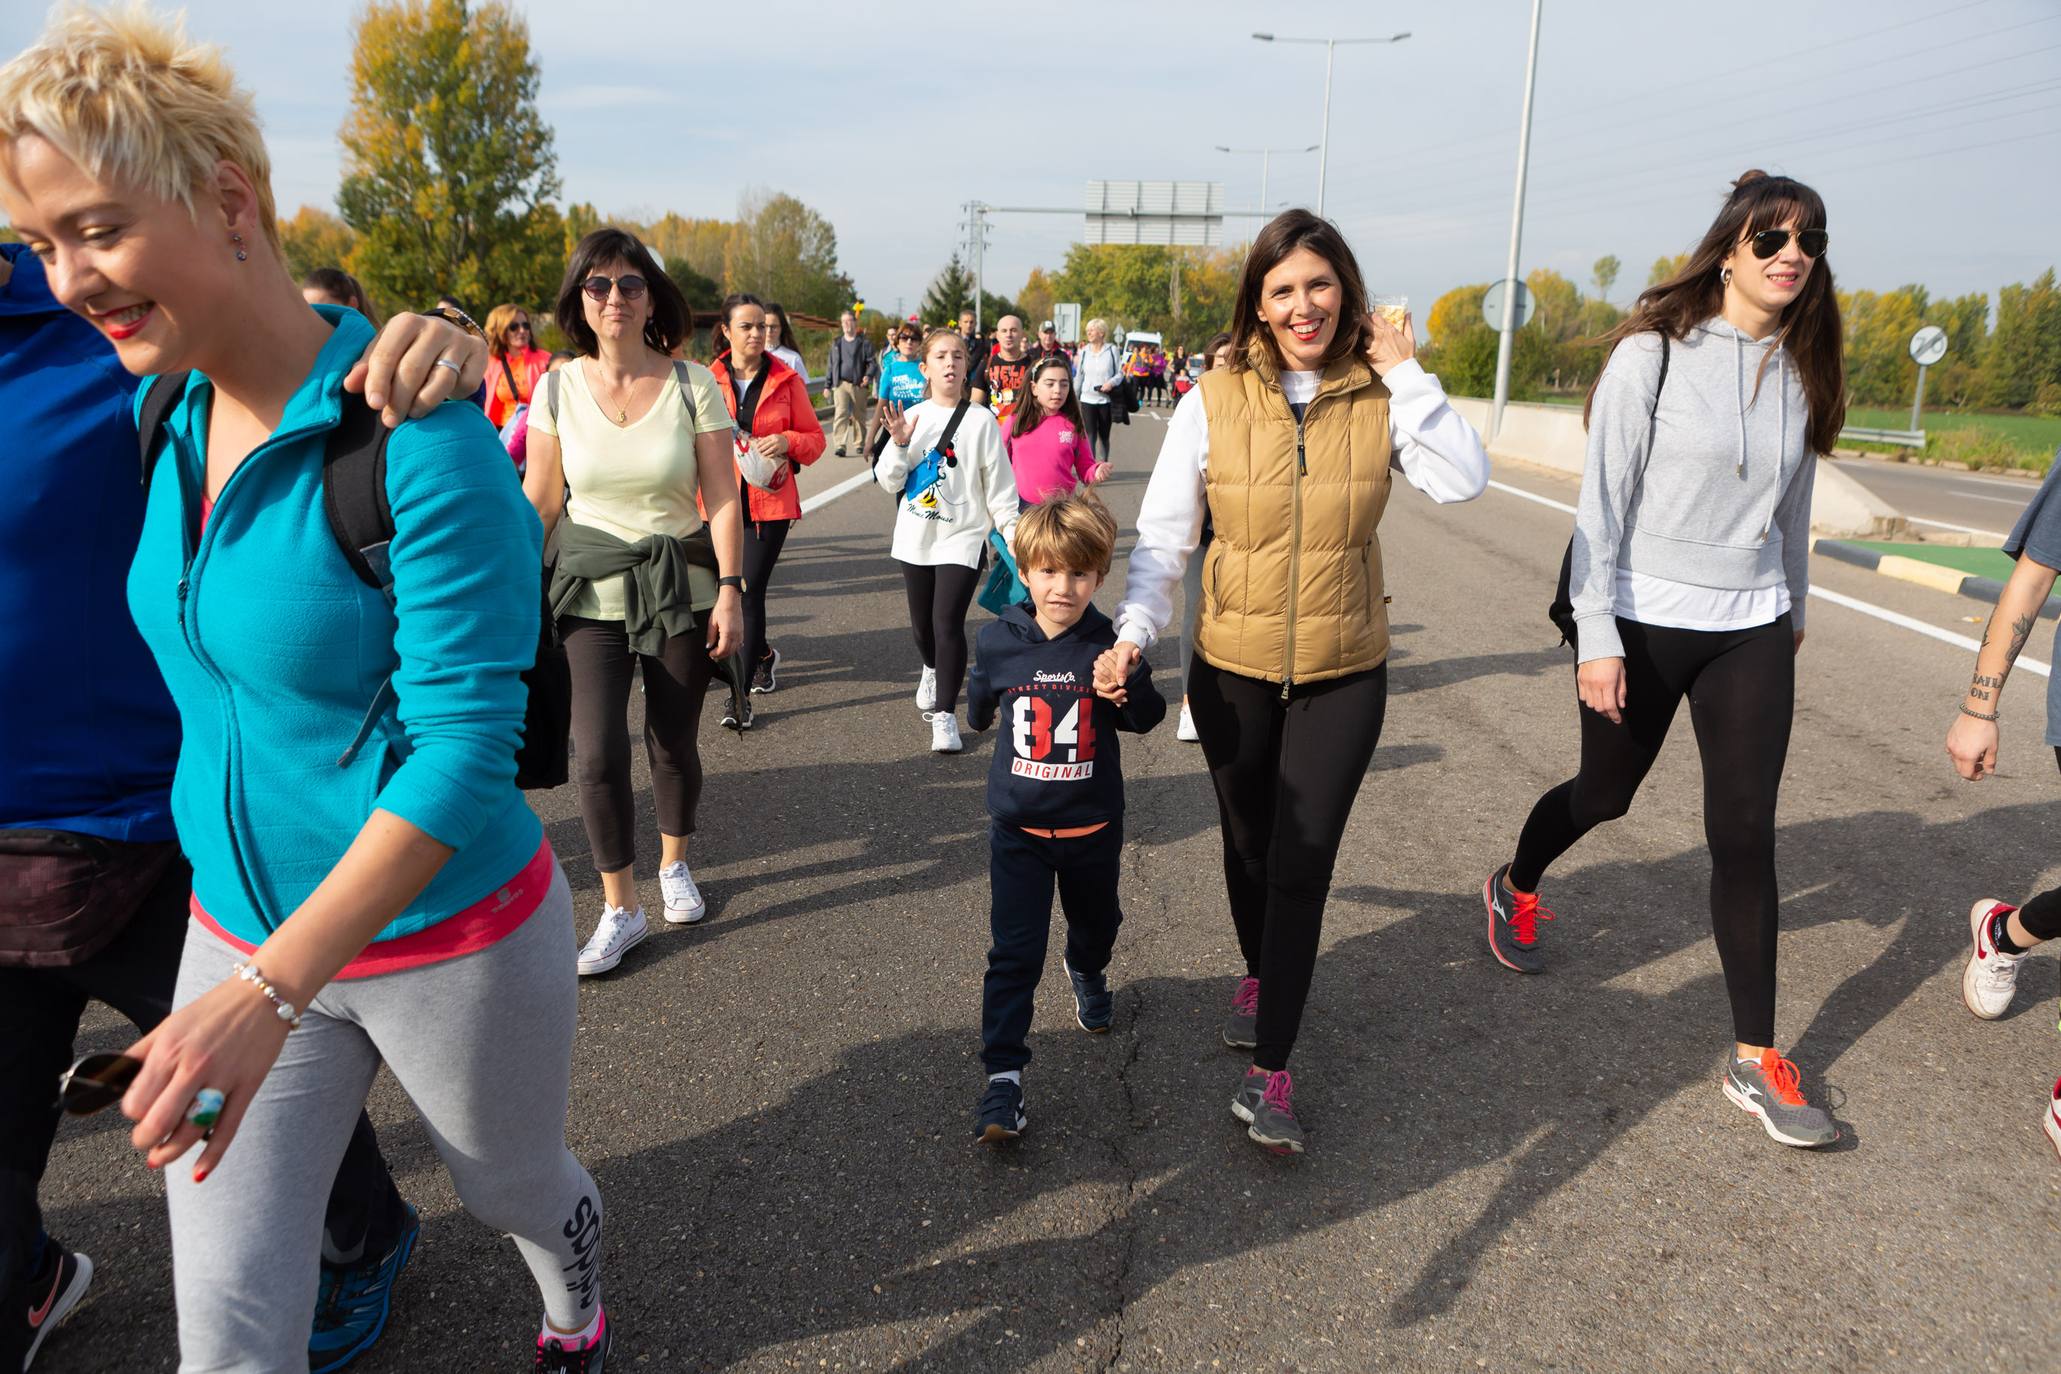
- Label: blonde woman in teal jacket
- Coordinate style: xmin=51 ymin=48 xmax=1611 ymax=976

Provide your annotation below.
xmin=0 ymin=10 xmax=613 ymax=1369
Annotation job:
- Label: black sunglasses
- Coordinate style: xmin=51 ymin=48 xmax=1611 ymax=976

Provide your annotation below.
xmin=56 ymin=1051 xmax=142 ymax=1116
xmin=581 ymin=274 xmax=648 ymax=301
xmin=1750 ymin=228 xmax=1828 ymax=260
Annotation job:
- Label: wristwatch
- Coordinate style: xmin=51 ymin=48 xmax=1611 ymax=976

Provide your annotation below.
xmin=717 ymin=575 xmax=745 ymax=592
xmin=420 ymin=304 xmax=486 ymax=340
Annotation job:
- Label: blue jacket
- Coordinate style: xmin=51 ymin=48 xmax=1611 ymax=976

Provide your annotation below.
xmin=0 ymin=244 xmax=180 ymax=841
xmin=966 ymin=604 xmax=1164 ymax=828
xmin=128 ymin=306 xmax=544 ymax=946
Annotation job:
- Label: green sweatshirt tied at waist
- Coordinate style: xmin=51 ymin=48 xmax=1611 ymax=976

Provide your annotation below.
xmin=549 ymin=520 xmax=720 ymax=657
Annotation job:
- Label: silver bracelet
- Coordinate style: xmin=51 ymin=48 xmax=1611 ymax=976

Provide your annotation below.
xmin=231 ymin=961 xmax=303 ymax=1031
xmin=1958 ymin=702 xmax=1999 ymax=723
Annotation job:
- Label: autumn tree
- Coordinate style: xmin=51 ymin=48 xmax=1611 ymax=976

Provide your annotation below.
xmin=1591 ymin=254 xmax=1620 ymax=304
xmin=279 ymin=206 xmax=358 ymax=282
xmin=1647 ymin=252 xmax=1690 ymax=287
xmin=337 ymin=0 xmax=563 ymax=313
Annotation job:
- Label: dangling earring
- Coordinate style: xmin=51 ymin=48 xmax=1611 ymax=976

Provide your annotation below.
xmin=231 ymin=232 xmax=247 ymax=263
xmin=1720 ymin=266 xmax=1732 ymax=288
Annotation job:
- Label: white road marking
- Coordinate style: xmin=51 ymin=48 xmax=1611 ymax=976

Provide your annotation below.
xmin=1483 ymin=475 xmax=2050 ymax=679
xmin=1957 ymin=491 xmax=2036 ymax=507
xmin=799 ymin=467 xmax=878 ymax=514
xmin=1909 ymin=516 xmax=2011 ymax=539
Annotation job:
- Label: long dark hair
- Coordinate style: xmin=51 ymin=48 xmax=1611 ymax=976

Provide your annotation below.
xmin=1228 ymin=209 xmax=1373 ymax=375
xmin=1200 ymin=330 xmax=1234 ymax=372
xmin=711 ymin=291 xmax=768 ymax=363
xmin=763 ymin=301 xmax=801 ymax=355
xmin=555 ymin=227 xmax=689 ymax=356
xmin=1008 ymin=354 xmax=1086 ymax=443
xmin=1585 ymin=170 xmax=1845 ymax=454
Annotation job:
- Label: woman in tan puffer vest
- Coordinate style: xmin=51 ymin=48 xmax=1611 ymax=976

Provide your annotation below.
xmin=1098 ymin=210 xmax=1488 ymax=1156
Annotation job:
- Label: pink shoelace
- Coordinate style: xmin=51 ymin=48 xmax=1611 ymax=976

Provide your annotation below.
xmin=1231 ymin=977 xmax=1260 ymax=1017
xmin=1260 ymin=1069 xmax=1295 ymax=1115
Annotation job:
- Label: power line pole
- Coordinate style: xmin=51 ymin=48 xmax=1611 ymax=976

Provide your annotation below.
xmin=1491 ymin=0 xmax=1543 ymax=443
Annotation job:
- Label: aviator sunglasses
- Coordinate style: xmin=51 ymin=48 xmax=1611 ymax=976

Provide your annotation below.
xmin=1749 ymin=227 xmax=1828 ymax=260
xmin=55 ymin=1051 xmax=142 ymax=1116
xmin=580 ymin=274 xmax=648 ymax=301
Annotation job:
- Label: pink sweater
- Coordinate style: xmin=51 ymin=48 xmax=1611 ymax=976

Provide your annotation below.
xmin=1001 ymin=411 xmax=1099 ymax=505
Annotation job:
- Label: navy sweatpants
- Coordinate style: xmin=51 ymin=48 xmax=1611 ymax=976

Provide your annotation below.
xmin=980 ymin=820 xmax=1124 ymax=1073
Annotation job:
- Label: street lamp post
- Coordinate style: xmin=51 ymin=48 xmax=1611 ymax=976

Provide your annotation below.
xmin=1489 ymin=0 xmax=1543 ymax=443
xmin=1252 ymin=30 xmax=1410 ymax=217
xmin=1214 ymin=143 xmax=1319 ymax=217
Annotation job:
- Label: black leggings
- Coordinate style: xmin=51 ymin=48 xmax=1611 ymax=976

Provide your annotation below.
xmin=1080 ymin=403 xmax=1114 ymax=463
xmin=1187 ymin=657 xmax=1388 ymax=1072
xmin=2017 ymin=748 xmax=2061 ymax=940
xmin=899 ymin=560 xmax=982 ymax=712
xmin=562 ymin=616 xmax=716 ymax=873
xmin=1511 ymin=614 xmax=1794 ymax=1047
xmin=741 ymin=519 xmax=791 ymax=666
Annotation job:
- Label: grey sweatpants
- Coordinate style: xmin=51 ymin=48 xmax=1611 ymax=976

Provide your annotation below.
xmin=165 ymin=866 xmax=600 ymax=1372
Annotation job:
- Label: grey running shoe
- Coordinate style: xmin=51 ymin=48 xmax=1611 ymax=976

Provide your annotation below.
xmin=976 ymin=1077 xmax=1026 ymax=1144
xmin=1483 ymin=863 xmax=1550 ymax=974
xmin=1721 ymin=1050 xmax=1839 ymax=1148
xmin=1230 ymin=1066 xmax=1305 ymax=1155
xmin=1063 ymin=958 xmax=1113 ymax=1033
xmin=1222 ymin=976 xmax=1259 ymax=1049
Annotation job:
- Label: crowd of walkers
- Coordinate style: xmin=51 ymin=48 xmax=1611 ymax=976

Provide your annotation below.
xmin=1 ymin=7 xmax=2058 ymax=1374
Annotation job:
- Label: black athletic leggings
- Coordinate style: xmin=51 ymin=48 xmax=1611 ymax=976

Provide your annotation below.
xmin=1080 ymin=403 xmax=1114 ymax=463
xmin=562 ymin=616 xmax=716 ymax=873
xmin=1511 ymin=614 xmax=1795 ymax=1047
xmin=1187 ymin=656 xmax=1388 ymax=1073
xmin=898 ymin=560 xmax=982 ymax=712
xmin=2018 ymin=748 xmax=2061 ymax=940
xmin=741 ymin=519 xmax=791 ymax=667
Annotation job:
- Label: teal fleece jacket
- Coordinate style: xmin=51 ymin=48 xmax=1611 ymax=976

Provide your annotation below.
xmin=127 ymin=307 xmax=544 ymax=947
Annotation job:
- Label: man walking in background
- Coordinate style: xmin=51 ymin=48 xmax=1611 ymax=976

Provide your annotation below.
xmin=825 ymin=310 xmax=875 ymax=457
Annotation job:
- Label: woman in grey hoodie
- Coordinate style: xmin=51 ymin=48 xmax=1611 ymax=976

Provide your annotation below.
xmin=1482 ymin=171 xmax=1847 ymax=1150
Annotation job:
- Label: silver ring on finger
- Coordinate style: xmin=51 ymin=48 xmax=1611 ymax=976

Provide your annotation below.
xmin=432 ymin=356 xmax=465 ymax=377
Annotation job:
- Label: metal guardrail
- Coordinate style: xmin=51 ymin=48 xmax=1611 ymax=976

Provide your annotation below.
xmin=1840 ymin=425 xmax=1925 ymax=449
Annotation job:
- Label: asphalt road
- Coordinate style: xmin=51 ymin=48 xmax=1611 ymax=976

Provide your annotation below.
xmin=1831 ymin=455 xmax=2046 ymax=540
xmin=36 ymin=407 xmax=2061 ymax=1373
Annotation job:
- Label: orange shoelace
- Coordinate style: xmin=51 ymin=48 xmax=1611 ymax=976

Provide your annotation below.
xmin=1758 ymin=1050 xmax=1808 ymax=1107
xmin=1511 ymin=890 xmax=1556 ymax=946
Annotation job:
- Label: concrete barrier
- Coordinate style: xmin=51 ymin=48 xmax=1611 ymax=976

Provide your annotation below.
xmin=1447 ymin=396 xmax=1905 ymax=539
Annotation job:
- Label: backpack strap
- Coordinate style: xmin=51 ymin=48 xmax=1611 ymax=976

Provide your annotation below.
xmin=671 ymin=359 xmax=701 ymax=429
xmin=137 ymin=372 xmax=193 ymax=488
xmin=935 ymin=397 xmax=973 ymax=463
xmin=542 ymin=368 xmax=561 ymax=429
xmin=321 ymin=401 xmax=399 ymax=768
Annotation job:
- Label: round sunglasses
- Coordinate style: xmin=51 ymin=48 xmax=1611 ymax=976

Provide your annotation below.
xmin=580 ymin=274 xmax=648 ymax=301
xmin=1750 ymin=228 xmax=1828 ymax=260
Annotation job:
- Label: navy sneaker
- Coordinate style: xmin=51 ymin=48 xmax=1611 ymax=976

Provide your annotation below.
xmin=309 ymin=1204 xmax=420 ymax=1373
xmin=975 ymin=1077 xmax=1027 ymax=1144
xmin=1063 ymin=958 xmax=1113 ymax=1033
xmin=21 ymin=1240 xmax=92 ymax=1372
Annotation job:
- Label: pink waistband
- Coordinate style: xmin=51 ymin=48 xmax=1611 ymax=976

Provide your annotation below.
xmin=189 ymin=838 xmax=556 ymax=979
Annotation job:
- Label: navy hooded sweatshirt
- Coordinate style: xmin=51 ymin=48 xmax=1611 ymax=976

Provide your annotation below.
xmin=0 ymin=243 xmax=180 ymax=841
xmin=966 ymin=603 xmax=1165 ymax=828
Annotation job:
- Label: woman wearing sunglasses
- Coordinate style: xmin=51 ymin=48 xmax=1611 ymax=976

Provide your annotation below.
xmin=523 ymin=228 xmax=744 ymax=976
xmin=1482 ymin=171 xmax=1846 ymax=1149
xmin=482 ymin=302 xmax=550 ymax=432
xmin=0 ymin=8 xmax=614 ymax=1367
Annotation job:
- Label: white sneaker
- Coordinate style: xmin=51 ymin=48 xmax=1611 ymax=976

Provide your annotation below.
xmin=916 ymin=665 xmax=938 ymax=712
xmin=1962 ymin=898 xmax=2026 ymax=1019
xmin=1176 ymin=701 xmax=1199 ymax=742
xmin=577 ymin=904 xmax=648 ymax=975
xmin=2045 ymin=1078 xmax=2061 ymax=1162
xmin=928 ymin=711 xmax=963 ymax=754
xmin=659 ymin=860 xmax=706 ymax=925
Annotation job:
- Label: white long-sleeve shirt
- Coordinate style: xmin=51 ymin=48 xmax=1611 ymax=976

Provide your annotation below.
xmin=1113 ymin=358 xmax=1490 ymax=649
xmin=874 ymin=399 xmax=1021 ymax=567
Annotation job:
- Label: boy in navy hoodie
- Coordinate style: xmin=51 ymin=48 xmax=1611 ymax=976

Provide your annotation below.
xmin=965 ymin=495 xmax=1165 ymax=1142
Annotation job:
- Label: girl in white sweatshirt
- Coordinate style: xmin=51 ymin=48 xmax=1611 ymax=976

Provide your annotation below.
xmin=875 ymin=329 xmax=1021 ymax=753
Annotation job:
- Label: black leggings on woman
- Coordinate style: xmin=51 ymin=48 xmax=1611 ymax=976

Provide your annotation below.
xmin=1510 ymin=614 xmax=1794 ymax=1047
xmin=1187 ymin=657 xmax=1388 ymax=1073
xmin=898 ymin=560 xmax=982 ymax=712
xmin=741 ymin=519 xmax=791 ymax=667
xmin=562 ymin=616 xmax=716 ymax=874
xmin=1080 ymin=403 xmax=1114 ymax=463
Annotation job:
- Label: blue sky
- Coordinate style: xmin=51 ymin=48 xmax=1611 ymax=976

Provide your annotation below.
xmin=5 ymin=0 xmax=2057 ymax=332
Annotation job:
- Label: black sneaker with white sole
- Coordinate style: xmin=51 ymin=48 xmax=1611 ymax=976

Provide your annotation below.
xmin=976 ymin=1077 xmax=1026 ymax=1143
xmin=1064 ymin=959 xmax=1113 ymax=1033
xmin=21 ymin=1240 xmax=92 ymax=1371
xmin=750 ymin=648 xmax=780 ymax=694
xmin=721 ymin=697 xmax=754 ymax=731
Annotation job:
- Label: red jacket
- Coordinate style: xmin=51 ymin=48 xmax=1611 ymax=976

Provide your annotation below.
xmin=703 ymin=352 xmax=827 ymax=522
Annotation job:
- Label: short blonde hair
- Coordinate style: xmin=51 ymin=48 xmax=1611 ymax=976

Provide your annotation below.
xmin=0 ymin=4 xmax=281 ymax=256
xmin=1084 ymin=317 xmax=1108 ymax=338
xmin=1014 ymin=492 xmax=1118 ymax=576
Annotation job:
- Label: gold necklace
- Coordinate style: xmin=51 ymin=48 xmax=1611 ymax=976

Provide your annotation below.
xmin=589 ymin=360 xmax=638 ymax=425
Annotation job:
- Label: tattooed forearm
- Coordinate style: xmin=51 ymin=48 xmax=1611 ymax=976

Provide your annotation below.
xmin=2005 ymin=613 xmax=2035 ymax=666
xmin=1968 ymin=672 xmax=2002 ymax=702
